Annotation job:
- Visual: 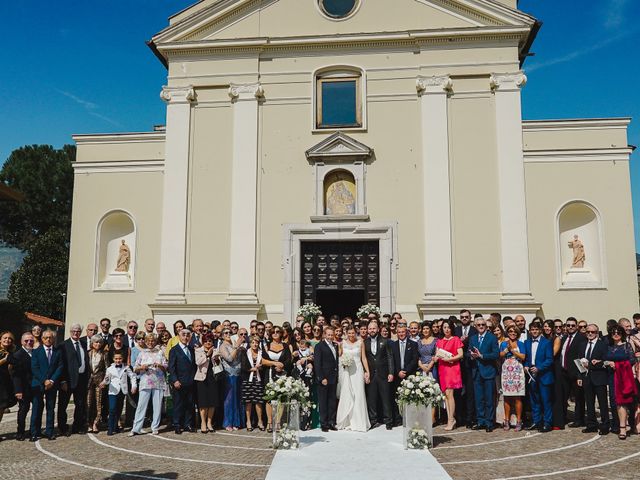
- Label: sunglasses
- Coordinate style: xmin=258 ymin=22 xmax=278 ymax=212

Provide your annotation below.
xmin=128 ymin=326 xmax=138 ymax=330
xmin=586 ymin=330 xmax=598 ymax=334
xmin=223 ymin=331 xmax=231 ymax=335
xmin=24 ymin=339 xmax=35 ymax=344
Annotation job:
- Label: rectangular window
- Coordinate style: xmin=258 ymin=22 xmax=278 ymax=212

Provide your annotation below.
xmin=317 ymin=77 xmax=361 ymax=128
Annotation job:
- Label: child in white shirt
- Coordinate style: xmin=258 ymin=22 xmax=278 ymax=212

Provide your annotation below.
xmin=100 ymin=352 xmax=137 ymax=435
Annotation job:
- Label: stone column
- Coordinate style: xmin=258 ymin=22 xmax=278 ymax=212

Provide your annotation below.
xmin=417 ymin=75 xmax=455 ymax=302
xmin=490 ymin=72 xmax=533 ymax=300
xmin=226 ymin=83 xmax=264 ymax=303
xmin=155 ymin=85 xmax=195 ymax=303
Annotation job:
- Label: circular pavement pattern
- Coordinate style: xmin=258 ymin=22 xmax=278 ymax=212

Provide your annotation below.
xmin=1 ymin=410 xmax=639 ymax=480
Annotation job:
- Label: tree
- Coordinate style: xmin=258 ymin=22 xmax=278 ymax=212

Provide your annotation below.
xmin=0 ymin=145 xmax=74 ymax=250
xmin=8 ymin=228 xmax=69 ymax=320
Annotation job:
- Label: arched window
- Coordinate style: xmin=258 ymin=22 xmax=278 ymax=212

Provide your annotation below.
xmin=95 ymin=210 xmax=136 ymax=290
xmin=557 ymin=201 xmax=604 ymax=288
xmin=324 ymin=170 xmax=356 ymax=215
xmin=316 ymin=68 xmax=363 ymax=129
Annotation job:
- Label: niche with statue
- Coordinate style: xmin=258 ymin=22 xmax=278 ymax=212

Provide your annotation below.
xmin=557 ymin=202 xmax=604 ymax=288
xmin=95 ymin=211 xmax=136 ymax=290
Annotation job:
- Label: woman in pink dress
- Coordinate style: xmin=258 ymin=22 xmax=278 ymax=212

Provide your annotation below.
xmin=435 ymin=318 xmax=464 ymax=430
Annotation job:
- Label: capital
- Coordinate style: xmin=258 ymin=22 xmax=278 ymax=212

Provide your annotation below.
xmin=160 ymin=86 xmax=196 ymax=104
xmin=416 ymin=75 xmax=453 ymax=95
xmin=228 ymin=83 xmax=264 ymax=101
xmin=490 ymin=72 xmax=527 ymax=92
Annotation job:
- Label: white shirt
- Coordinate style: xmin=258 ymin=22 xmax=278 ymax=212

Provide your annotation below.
xmin=584 ymin=340 xmax=595 ymax=358
xmin=399 ymin=340 xmax=406 ymax=370
xmin=326 ymin=340 xmax=336 ymax=360
xmin=73 ymin=340 xmax=86 ymax=374
xmin=462 ymin=325 xmax=470 ymax=337
xmin=531 ymin=337 xmax=541 ymax=366
xmin=519 ymin=332 xmax=528 ymax=343
xmin=181 ymin=344 xmax=191 ymax=360
xmin=370 ymin=336 xmax=378 ymax=356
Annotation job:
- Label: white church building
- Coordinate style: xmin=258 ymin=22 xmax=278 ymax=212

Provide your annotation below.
xmin=66 ymin=0 xmax=638 ymax=330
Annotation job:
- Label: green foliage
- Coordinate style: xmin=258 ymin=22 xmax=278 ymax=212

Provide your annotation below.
xmin=8 ymin=228 xmax=69 ymax=320
xmin=0 ymin=144 xmax=74 ymax=250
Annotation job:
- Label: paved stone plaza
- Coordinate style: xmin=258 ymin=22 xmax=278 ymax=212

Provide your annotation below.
xmin=1 ymin=407 xmax=639 ymax=480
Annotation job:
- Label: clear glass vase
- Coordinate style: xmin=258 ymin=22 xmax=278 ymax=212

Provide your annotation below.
xmin=403 ymin=404 xmax=433 ymax=450
xmin=272 ymin=400 xmax=301 ymax=450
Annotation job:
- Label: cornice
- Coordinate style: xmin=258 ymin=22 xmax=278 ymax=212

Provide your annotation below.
xmin=156 ymin=26 xmax=530 ymax=59
xmin=72 ymin=132 xmax=166 ymax=144
xmin=522 ymin=118 xmax=632 ymax=131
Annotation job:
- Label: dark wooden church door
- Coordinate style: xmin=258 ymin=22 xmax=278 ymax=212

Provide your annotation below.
xmin=301 ymin=241 xmax=379 ymax=318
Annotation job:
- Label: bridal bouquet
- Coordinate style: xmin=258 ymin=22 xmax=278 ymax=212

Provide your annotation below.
xmin=396 ymin=374 xmax=445 ymax=408
xmin=297 ymin=303 xmax=322 ymax=322
xmin=357 ymin=303 xmax=382 ymax=319
xmin=340 ymin=351 xmax=355 ymax=369
xmin=264 ymin=376 xmax=313 ymax=414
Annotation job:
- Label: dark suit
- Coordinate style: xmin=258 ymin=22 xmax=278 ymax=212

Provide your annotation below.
xmin=57 ymin=338 xmax=90 ymax=433
xmin=168 ymin=343 xmax=197 ymax=429
xmin=455 ymin=324 xmax=478 ymax=426
xmin=581 ymin=338 xmax=609 ymax=431
xmin=468 ymin=332 xmax=499 ymax=428
xmin=554 ymin=332 xmax=587 ymax=426
xmin=10 ymin=348 xmax=33 ymax=436
xmin=391 ymin=338 xmax=419 ymax=424
xmin=30 ymin=345 xmax=63 ymax=437
xmin=314 ymin=340 xmax=339 ymax=429
xmin=364 ymin=335 xmax=395 ymax=427
xmin=525 ymin=336 xmax=554 ymax=427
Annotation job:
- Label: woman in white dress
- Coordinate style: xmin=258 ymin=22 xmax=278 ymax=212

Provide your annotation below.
xmin=336 ymin=325 xmax=371 ymax=432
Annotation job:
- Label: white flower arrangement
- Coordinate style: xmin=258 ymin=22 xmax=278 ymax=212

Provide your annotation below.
xmin=339 ymin=351 xmax=355 ymax=369
xmin=264 ymin=376 xmax=313 ymax=414
xmin=407 ymin=428 xmax=431 ymax=450
xmin=396 ymin=374 xmax=445 ymax=408
xmin=273 ymin=427 xmax=300 ymax=450
xmin=357 ymin=303 xmax=382 ymax=319
xmin=297 ymin=303 xmax=323 ymax=322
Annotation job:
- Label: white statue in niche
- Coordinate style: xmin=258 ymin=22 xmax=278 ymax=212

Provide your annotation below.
xmin=115 ymin=240 xmax=131 ymax=272
xmin=568 ymin=234 xmax=586 ymax=268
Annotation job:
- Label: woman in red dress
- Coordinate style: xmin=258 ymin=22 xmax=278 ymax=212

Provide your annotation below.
xmin=435 ymin=319 xmax=464 ymax=430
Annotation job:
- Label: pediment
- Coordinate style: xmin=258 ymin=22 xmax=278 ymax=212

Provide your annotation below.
xmin=306 ymin=132 xmax=372 ymax=162
xmin=152 ymin=0 xmax=537 ymax=46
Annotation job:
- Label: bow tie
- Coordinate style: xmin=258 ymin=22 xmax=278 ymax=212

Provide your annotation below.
xmin=115 ymin=365 xmax=123 ymax=369
xmin=532 ymin=339 xmax=539 ymax=343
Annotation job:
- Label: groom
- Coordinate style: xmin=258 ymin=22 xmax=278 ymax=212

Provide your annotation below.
xmin=364 ymin=321 xmax=395 ymax=430
xmin=314 ymin=326 xmax=339 ymax=432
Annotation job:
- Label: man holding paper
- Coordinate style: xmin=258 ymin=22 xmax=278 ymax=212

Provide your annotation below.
xmin=580 ymin=324 xmax=609 ymax=435
xmin=524 ymin=322 xmax=554 ymax=432
xmin=467 ymin=317 xmax=499 ymax=432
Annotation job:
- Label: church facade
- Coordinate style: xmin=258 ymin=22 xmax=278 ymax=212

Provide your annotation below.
xmin=67 ymin=0 xmax=638 ymax=330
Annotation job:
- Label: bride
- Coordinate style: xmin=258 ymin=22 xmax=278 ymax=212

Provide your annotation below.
xmin=336 ymin=325 xmax=371 ymax=432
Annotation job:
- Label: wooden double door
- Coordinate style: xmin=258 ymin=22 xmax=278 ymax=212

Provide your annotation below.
xmin=301 ymin=240 xmax=379 ymax=319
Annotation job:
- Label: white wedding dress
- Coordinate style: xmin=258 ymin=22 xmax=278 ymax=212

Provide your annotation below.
xmin=336 ymin=339 xmax=371 ymax=432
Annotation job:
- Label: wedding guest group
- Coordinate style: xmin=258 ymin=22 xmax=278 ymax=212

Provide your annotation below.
xmin=1 ymin=309 xmax=640 ymax=443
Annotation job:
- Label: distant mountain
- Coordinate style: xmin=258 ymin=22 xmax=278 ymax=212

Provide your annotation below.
xmin=0 ymin=245 xmax=25 ymax=299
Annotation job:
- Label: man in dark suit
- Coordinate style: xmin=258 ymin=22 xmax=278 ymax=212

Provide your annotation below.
xmin=10 ymin=332 xmax=35 ymax=440
xmin=57 ymin=324 xmax=90 ymax=435
xmin=313 ymin=326 xmax=339 ymax=432
xmin=524 ymin=322 xmax=554 ymax=432
xmin=80 ymin=323 xmax=99 ymax=351
xmin=364 ymin=321 xmax=394 ymax=429
xmin=468 ymin=317 xmax=499 ymax=432
xmin=580 ymin=324 xmax=609 ymax=435
xmin=454 ymin=309 xmax=477 ymax=427
xmin=169 ymin=329 xmax=196 ymax=434
xmin=99 ymin=318 xmax=113 ymax=346
xmin=390 ymin=325 xmax=419 ymax=426
xmin=553 ymin=317 xmax=587 ymax=428
xmin=189 ymin=319 xmax=205 ymax=348
xmin=30 ymin=329 xmax=63 ymax=441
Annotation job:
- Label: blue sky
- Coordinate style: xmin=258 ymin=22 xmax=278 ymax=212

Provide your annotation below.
xmin=1 ymin=0 xmax=639 ymax=247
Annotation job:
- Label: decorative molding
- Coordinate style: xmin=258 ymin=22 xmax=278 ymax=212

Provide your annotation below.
xmin=160 ymin=85 xmax=196 ymax=104
xmin=305 ymin=132 xmax=373 ymax=161
xmin=522 ymin=118 xmax=632 ymax=131
xmin=523 ymin=148 xmax=632 ymax=163
xmin=72 ymin=132 xmax=165 ymax=144
xmin=310 ymin=214 xmax=370 ymax=223
xmin=228 ymin=82 xmax=264 ymax=101
xmin=73 ymin=160 xmax=164 ymax=174
xmin=490 ymin=71 xmax=527 ymax=91
xmin=416 ymin=75 xmax=453 ymax=95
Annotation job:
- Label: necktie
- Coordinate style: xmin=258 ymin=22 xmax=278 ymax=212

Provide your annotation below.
xmin=586 ymin=341 xmax=593 ymax=360
xmin=478 ymin=335 xmax=484 ymax=348
xmin=74 ymin=341 xmax=82 ymax=364
xmin=46 ymin=348 xmax=52 ymax=364
xmin=184 ymin=347 xmax=191 ymax=361
xmin=563 ymin=334 xmax=573 ymax=369
xmin=400 ymin=341 xmax=406 ymax=370
xmin=371 ymin=337 xmax=377 ymax=356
